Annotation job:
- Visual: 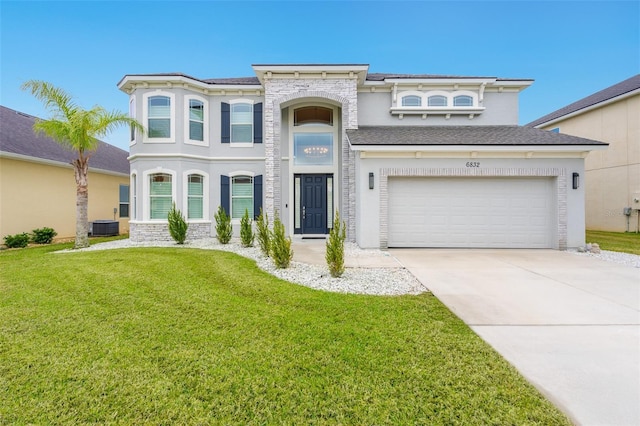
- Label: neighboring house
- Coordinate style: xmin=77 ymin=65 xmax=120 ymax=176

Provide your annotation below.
xmin=528 ymin=75 xmax=640 ymax=233
xmin=0 ymin=105 xmax=131 ymax=240
xmin=118 ymin=64 xmax=607 ymax=249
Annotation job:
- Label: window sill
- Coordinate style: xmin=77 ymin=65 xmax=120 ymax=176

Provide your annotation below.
xmin=143 ymin=138 xmax=175 ymax=144
xmin=229 ymin=142 xmax=254 ymax=148
xmin=390 ymin=107 xmax=485 ymax=120
xmin=185 ymin=140 xmax=209 ymax=147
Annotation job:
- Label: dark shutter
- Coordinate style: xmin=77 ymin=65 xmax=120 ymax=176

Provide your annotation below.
xmin=253 ymin=175 xmax=263 ymax=220
xmin=253 ymin=102 xmax=263 ymax=144
xmin=220 ymin=175 xmax=230 ymax=215
xmin=221 ymin=102 xmax=230 ymax=143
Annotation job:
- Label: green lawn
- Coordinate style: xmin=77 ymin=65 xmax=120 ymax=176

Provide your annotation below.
xmin=0 ymin=243 xmax=570 ymax=425
xmin=586 ymin=230 xmax=640 ymax=255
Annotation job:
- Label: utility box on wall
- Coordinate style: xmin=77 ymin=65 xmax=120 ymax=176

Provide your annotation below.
xmin=91 ymin=220 xmax=119 ymax=236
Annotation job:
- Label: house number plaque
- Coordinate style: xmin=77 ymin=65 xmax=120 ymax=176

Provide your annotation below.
xmin=465 ymin=162 xmax=481 ymax=167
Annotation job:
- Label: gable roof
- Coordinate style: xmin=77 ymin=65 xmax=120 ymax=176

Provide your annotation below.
xmin=527 ymin=74 xmax=640 ymax=127
xmin=0 ymin=105 xmax=130 ymax=175
xmin=346 ymin=126 xmax=607 ymax=146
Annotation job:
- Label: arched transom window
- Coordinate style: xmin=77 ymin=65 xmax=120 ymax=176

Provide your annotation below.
xmin=294 ymin=106 xmax=333 ymax=126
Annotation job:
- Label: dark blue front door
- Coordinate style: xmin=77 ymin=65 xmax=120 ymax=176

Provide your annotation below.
xmin=300 ymin=174 xmax=327 ymax=234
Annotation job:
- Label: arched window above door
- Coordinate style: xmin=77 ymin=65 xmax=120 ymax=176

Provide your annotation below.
xmin=294 ymin=106 xmax=333 ymax=126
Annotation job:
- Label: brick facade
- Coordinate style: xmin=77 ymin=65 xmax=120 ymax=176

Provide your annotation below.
xmin=263 ymin=78 xmax=359 ymax=240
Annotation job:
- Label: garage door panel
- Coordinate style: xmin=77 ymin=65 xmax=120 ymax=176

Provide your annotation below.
xmin=388 ymin=177 xmax=555 ymax=248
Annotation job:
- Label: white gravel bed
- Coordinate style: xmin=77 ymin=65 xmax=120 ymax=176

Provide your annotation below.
xmin=60 ymin=238 xmax=427 ymax=296
xmin=567 ymin=248 xmax=640 ymax=268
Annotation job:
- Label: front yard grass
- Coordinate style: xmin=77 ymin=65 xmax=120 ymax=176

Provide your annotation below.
xmin=586 ymin=230 xmax=640 ymax=255
xmin=0 ymin=244 xmax=571 ymax=425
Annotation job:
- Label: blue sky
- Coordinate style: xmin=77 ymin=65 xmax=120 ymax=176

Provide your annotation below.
xmin=1 ymin=0 xmax=638 ymax=151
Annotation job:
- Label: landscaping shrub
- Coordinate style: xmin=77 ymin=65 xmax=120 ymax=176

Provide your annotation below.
xmin=4 ymin=233 xmax=30 ymax=248
xmin=167 ymin=203 xmax=188 ymax=244
xmin=326 ymin=211 xmax=346 ymax=278
xmin=256 ymin=208 xmax=270 ymax=257
xmin=240 ymin=209 xmax=254 ymax=247
xmin=270 ymin=212 xmax=293 ymax=269
xmin=215 ymin=206 xmax=232 ymax=244
xmin=31 ymin=227 xmax=57 ymax=244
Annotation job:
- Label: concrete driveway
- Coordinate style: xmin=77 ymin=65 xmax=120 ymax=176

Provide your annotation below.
xmin=390 ymin=249 xmax=640 ymax=426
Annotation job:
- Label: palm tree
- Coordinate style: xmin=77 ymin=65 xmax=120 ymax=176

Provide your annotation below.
xmin=21 ymin=80 xmax=144 ymax=249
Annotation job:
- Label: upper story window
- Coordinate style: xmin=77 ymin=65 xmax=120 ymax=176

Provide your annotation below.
xmin=428 ymin=95 xmax=448 ymax=107
xmin=189 ymin=100 xmax=204 ymax=141
xmin=221 ymin=100 xmax=263 ymax=145
xmin=184 ymin=96 xmax=208 ymax=146
xmin=453 ymin=95 xmax=473 ymax=107
xmin=231 ymin=103 xmax=253 ymax=143
xmin=401 ymin=95 xmax=422 ymax=107
xmin=149 ymin=173 xmax=172 ymax=220
xmin=391 ymin=89 xmax=483 ymax=119
xmin=187 ymin=174 xmax=204 ymax=219
xmin=143 ymin=91 xmax=175 ymax=143
xmin=148 ymin=96 xmax=171 ymax=138
xmin=294 ymin=106 xmax=333 ymax=126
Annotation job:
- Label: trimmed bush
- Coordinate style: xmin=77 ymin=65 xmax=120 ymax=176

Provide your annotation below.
xmin=31 ymin=227 xmax=57 ymax=244
xmin=326 ymin=211 xmax=346 ymax=278
xmin=270 ymin=212 xmax=293 ymax=269
xmin=215 ymin=206 xmax=232 ymax=244
xmin=256 ymin=208 xmax=270 ymax=257
xmin=168 ymin=203 xmax=188 ymax=244
xmin=4 ymin=233 xmax=30 ymax=248
xmin=240 ymin=209 xmax=254 ymax=247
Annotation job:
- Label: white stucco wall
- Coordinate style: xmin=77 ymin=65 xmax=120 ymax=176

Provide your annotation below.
xmin=355 ymin=156 xmax=586 ymax=249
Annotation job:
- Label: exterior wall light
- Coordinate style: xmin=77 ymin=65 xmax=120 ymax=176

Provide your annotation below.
xmin=369 ymin=172 xmax=374 ymax=190
xmin=572 ymin=172 xmax=579 ymax=190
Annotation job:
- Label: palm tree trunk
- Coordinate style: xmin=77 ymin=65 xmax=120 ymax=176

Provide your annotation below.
xmin=73 ymin=157 xmax=90 ymax=248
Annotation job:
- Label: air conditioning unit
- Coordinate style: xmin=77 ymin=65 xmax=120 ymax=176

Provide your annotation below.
xmin=91 ymin=220 xmax=119 ymax=237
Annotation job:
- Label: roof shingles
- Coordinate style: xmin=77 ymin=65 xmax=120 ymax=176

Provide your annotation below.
xmin=0 ymin=105 xmax=130 ymax=175
xmin=346 ymin=126 xmax=607 ymax=146
xmin=527 ymin=75 xmax=640 ymax=127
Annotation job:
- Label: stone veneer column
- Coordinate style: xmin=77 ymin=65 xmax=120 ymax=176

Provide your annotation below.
xmin=262 ymin=77 xmax=359 ymax=241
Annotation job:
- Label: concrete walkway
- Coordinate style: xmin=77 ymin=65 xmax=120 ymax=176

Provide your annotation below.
xmin=391 ymin=249 xmax=640 ymax=426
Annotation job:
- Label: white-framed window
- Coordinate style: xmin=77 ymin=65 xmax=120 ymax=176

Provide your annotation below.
xmin=149 ymin=173 xmax=173 ymax=219
xmin=142 ymin=91 xmax=175 ymax=143
xmin=453 ymin=95 xmax=473 ymax=107
xmin=131 ymin=173 xmax=137 ymax=220
xmin=427 ymin=95 xmax=448 ymax=107
xmin=184 ymin=171 xmax=208 ymax=220
xmin=184 ymin=95 xmax=208 ymax=146
xmin=119 ymin=184 xmax=129 ymax=218
xmin=231 ymin=101 xmax=253 ymax=144
xmin=401 ymin=95 xmax=422 ymax=107
xmin=129 ymin=96 xmax=137 ymax=145
xmin=294 ymin=106 xmax=333 ymax=126
xmin=451 ymin=90 xmax=478 ymax=108
xmin=231 ymin=175 xmax=254 ymax=219
xmin=293 ymin=133 xmax=333 ymax=166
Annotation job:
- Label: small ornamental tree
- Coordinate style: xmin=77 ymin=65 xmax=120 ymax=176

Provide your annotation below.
xmin=326 ymin=211 xmax=347 ymax=278
xmin=22 ymin=80 xmax=144 ymax=249
xmin=256 ymin=208 xmax=270 ymax=257
xmin=167 ymin=203 xmax=188 ymax=244
xmin=240 ymin=208 xmax=254 ymax=247
xmin=215 ymin=205 xmax=232 ymax=244
xmin=270 ymin=211 xmax=293 ymax=269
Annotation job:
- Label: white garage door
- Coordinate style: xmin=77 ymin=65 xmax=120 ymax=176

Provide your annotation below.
xmin=388 ymin=177 xmax=555 ymax=248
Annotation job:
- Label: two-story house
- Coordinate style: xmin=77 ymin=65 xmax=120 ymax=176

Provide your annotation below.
xmin=118 ymin=64 xmax=607 ymax=249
